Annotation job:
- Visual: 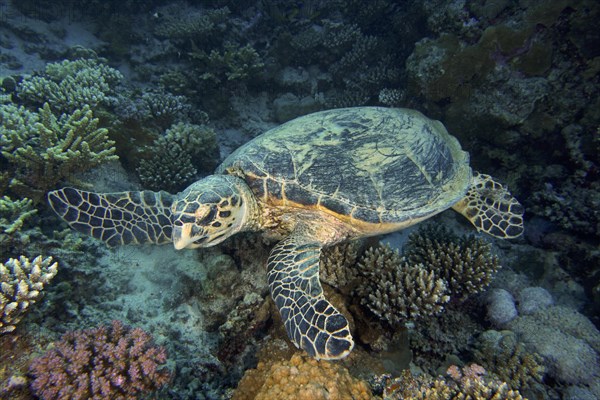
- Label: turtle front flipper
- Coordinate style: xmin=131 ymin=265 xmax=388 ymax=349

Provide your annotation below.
xmin=267 ymin=235 xmax=354 ymax=360
xmin=48 ymin=187 xmax=174 ymax=246
xmin=452 ymin=172 xmax=524 ymax=239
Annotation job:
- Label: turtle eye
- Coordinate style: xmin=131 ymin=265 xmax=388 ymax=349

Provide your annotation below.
xmin=195 ymin=205 xmax=217 ymax=225
xmin=194 ymin=204 xmax=211 ymax=220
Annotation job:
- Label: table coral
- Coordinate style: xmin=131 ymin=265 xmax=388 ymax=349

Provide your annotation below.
xmin=232 ymin=352 xmax=374 ymax=400
xmin=0 ymin=255 xmax=57 ymax=334
xmin=29 ymin=320 xmax=171 ymax=400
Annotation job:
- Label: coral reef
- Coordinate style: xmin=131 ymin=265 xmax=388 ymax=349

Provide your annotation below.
xmin=0 ymin=196 xmax=37 ymax=237
xmin=485 ymin=288 xmax=518 ymax=326
xmin=232 ymin=352 xmax=373 ymax=400
xmin=137 ymin=121 xmax=219 ymax=192
xmin=409 ymin=303 xmax=482 ymax=373
xmin=137 ymin=90 xmax=192 ymax=128
xmin=355 ymin=244 xmax=450 ymax=326
xmin=383 ymin=364 xmax=524 ymax=399
xmin=29 ymin=320 xmax=171 ymax=400
xmin=189 ymin=43 xmax=265 ymax=84
xmin=516 ymin=286 xmax=554 ymax=315
xmin=405 ymin=225 xmax=500 ymax=299
xmin=0 ymin=256 xmax=57 ymax=334
xmin=17 ymin=57 xmax=123 ymax=113
xmin=0 ymin=102 xmax=117 ymax=202
xmin=154 ymin=4 xmax=230 ymax=41
xmin=319 ymin=241 xmax=363 ymax=294
xmin=507 ymin=305 xmax=600 ymax=385
xmin=474 ymin=330 xmax=545 ymax=390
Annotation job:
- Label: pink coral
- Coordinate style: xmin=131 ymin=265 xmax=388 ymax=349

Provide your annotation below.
xmin=29 ymin=320 xmax=171 ymax=400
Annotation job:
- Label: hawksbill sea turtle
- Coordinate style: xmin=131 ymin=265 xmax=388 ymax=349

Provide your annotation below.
xmin=48 ymin=107 xmax=524 ymax=360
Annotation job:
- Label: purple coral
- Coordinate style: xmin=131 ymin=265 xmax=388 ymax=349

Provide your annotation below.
xmin=29 ymin=320 xmax=171 ymax=400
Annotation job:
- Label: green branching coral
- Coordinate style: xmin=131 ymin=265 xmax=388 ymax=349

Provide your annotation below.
xmin=1 ymin=255 xmax=58 ymax=334
xmin=355 ymin=244 xmax=450 ymax=326
xmin=17 ymin=58 xmax=123 ymax=113
xmin=189 ymin=43 xmax=265 ymax=84
xmin=405 ymin=225 xmax=500 ymax=300
xmin=0 ymin=196 xmax=37 ymax=236
xmin=0 ymin=103 xmax=117 ymax=202
xmin=137 ymin=122 xmax=219 ymax=192
xmin=154 ymin=5 xmax=230 ymax=40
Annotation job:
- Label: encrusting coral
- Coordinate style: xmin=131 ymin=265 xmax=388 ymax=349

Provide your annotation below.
xmin=355 ymin=244 xmax=450 ymax=326
xmin=384 ymin=364 xmax=524 ymax=400
xmin=0 ymin=255 xmax=57 ymax=334
xmin=474 ymin=330 xmax=545 ymax=390
xmin=405 ymin=225 xmax=500 ymax=299
xmin=0 ymin=102 xmax=117 ymax=202
xmin=232 ymin=352 xmax=374 ymax=400
xmin=29 ymin=320 xmax=171 ymax=400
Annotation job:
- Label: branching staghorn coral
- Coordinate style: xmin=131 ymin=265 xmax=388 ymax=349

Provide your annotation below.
xmin=17 ymin=58 xmax=123 ymax=113
xmin=355 ymin=244 xmax=450 ymax=326
xmin=137 ymin=121 xmax=219 ymax=192
xmin=29 ymin=320 xmax=171 ymax=400
xmin=405 ymin=225 xmax=500 ymax=300
xmin=0 ymin=102 xmax=117 ymax=202
xmin=0 ymin=255 xmax=57 ymax=334
xmin=0 ymin=196 xmax=37 ymax=236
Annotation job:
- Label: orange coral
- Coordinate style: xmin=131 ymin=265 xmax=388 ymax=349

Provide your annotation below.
xmin=233 ymin=353 xmax=375 ymax=400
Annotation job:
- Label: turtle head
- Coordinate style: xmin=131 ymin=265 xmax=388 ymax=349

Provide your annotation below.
xmin=171 ymin=175 xmax=256 ymax=249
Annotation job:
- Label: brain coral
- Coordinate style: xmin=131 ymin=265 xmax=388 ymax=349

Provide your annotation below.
xmin=232 ymin=353 xmax=373 ymax=400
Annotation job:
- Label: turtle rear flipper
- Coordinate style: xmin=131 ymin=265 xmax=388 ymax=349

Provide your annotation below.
xmin=452 ymin=172 xmax=524 ymax=239
xmin=48 ymin=187 xmax=174 ymax=246
xmin=267 ymin=234 xmax=354 ymax=360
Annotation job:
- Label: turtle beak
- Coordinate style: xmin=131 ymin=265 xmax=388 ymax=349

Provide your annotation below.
xmin=172 ymin=224 xmax=208 ymax=249
xmin=172 ymin=226 xmax=188 ymax=250
xmin=172 ymin=224 xmax=195 ymax=250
